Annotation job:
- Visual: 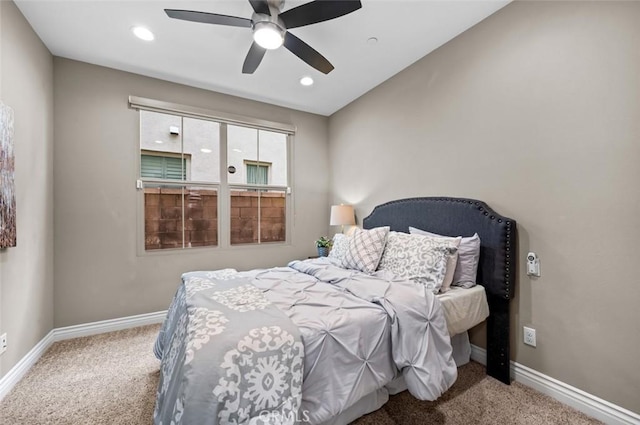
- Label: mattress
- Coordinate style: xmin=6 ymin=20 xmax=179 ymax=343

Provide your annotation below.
xmin=437 ymin=285 xmax=489 ymax=336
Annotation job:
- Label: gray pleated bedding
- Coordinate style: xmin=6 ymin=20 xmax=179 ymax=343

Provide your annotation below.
xmin=154 ymin=258 xmax=458 ymax=425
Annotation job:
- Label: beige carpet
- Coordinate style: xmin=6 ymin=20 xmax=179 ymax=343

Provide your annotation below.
xmin=0 ymin=324 xmax=602 ymax=425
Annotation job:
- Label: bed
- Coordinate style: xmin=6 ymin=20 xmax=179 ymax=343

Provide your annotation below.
xmin=153 ymin=197 xmax=516 ymax=425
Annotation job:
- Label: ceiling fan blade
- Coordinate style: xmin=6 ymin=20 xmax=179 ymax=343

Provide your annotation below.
xmin=283 ymin=32 xmax=334 ymax=74
xmin=279 ymin=0 xmax=362 ymax=29
xmin=165 ymin=9 xmax=252 ymax=28
xmin=248 ymin=0 xmax=271 ymax=16
xmin=242 ymin=42 xmax=267 ymax=74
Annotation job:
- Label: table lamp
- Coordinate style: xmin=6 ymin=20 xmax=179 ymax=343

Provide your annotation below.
xmin=330 ymin=204 xmax=355 ymax=233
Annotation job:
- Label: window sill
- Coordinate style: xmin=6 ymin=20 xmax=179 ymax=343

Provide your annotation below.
xmin=136 ymin=241 xmax=291 ymax=257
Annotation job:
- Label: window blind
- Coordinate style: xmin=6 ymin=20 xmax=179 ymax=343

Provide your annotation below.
xmin=141 ymin=155 xmax=185 ymax=180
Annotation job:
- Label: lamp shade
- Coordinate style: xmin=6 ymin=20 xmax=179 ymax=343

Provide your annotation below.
xmin=330 ymin=205 xmax=355 ymax=226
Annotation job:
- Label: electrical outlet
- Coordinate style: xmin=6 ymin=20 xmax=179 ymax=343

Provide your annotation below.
xmin=0 ymin=333 xmax=7 ymax=355
xmin=523 ymin=326 xmax=536 ymax=347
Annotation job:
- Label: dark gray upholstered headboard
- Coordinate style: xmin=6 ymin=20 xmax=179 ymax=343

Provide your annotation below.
xmin=363 ymin=197 xmax=516 ymax=384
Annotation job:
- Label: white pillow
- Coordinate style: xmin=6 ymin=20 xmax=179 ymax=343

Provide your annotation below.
xmin=378 ymin=231 xmax=459 ymax=294
xmin=409 ymin=227 xmax=481 ymax=288
xmin=439 ymin=256 xmax=457 ymax=292
xmin=343 ymin=227 xmax=389 ymax=274
xmin=327 ymin=233 xmax=349 ymax=265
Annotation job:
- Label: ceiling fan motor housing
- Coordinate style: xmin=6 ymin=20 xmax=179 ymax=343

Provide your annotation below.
xmin=267 ymin=0 xmax=286 ymax=12
xmin=251 ymin=12 xmax=286 ymax=31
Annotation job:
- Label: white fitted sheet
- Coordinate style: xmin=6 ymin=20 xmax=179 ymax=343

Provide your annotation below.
xmin=437 ymin=285 xmax=489 ymax=336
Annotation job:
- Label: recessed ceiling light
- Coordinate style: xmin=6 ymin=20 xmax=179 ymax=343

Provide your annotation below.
xmin=154 ymin=140 xmax=163 ymax=144
xmin=300 ymin=76 xmax=314 ymax=86
xmin=132 ymin=26 xmax=154 ymax=41
xmin=200 ymin=148 xmax=212 ymax=154
xmin=367 ymin=37 xmax=378 ymax=45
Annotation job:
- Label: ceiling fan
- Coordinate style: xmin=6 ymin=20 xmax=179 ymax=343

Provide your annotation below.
xmin=165 ymin=0 xmax=362 ymax=75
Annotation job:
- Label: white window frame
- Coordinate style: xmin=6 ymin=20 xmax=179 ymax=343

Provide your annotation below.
xmin=130 ymin=96 xmax=295 ymax=255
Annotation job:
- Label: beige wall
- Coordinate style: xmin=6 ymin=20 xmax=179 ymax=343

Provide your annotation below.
xmin=0 ymin=1 xmax=54 ymax=378
xmin=53 ymin=58 xmax=329 ymax=328
xmin=329 ymin=1 xmax=640 ymax=413
xmin=3 ymin=0 xmax=638 ymax=415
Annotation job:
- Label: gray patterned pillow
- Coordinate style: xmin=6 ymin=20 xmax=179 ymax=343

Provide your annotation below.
xmin=328 ymin=233 xmax=349 ymax=265
xmin=378 ymin=231 xmax=459 ymax=294
xmin=409 ymin=227 xmax=481 ymax=288
xmin=343 ymin=227 xmax=389 ymax=274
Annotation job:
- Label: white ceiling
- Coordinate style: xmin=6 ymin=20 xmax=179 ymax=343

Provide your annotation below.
xmin=15 ymin=0 xmax=509 ymax=116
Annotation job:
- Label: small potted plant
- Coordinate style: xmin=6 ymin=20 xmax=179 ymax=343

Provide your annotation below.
xmin=315 ymin=236 xmax=332 ymax=257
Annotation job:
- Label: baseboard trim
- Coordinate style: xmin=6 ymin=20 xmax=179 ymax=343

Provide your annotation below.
xmin=470 ymin=344 xmax=487 ymax=366
xmin=471 ymin=345 xmax=640 ymax=425
xmin=53 ymin=310 xmax=167 ymax=342
xmin=0 ymin=310 xmax=167 ymax=402
xmin=0 ymin=330 xmax=55 ymax=402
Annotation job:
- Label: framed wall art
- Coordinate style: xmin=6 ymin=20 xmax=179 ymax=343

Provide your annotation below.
xmin=0 ymin=101 xmax=16 ymax=248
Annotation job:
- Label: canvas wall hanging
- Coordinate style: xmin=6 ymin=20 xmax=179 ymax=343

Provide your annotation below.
xmin=0 ymin=101 xmax=16 ymax=248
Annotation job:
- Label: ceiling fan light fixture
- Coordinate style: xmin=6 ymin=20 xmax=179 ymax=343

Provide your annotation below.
xmin=253 ymin=22 xmax=284 ymax=50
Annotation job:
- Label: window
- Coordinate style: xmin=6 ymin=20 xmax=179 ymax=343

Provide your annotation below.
xmin=141 ymin=153 xmax=187 ymax=180
xmin=139 ymin=111 xmax=219 ymax=250
xmin=227 ymin=125 xmax=288 ymax=245
xmin=133 ymin=99 xmax=292 ymax=252
xmin=246 ymin=162 xmax=269 ymax=185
